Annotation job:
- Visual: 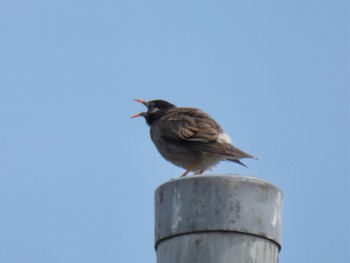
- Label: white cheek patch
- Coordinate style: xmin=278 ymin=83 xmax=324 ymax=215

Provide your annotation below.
xmin=217 ymin=132 xmax=232 ymax=144
xmin=150 ymin=107 xmax=159 ymax=114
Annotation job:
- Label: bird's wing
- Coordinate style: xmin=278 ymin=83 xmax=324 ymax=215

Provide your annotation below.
xmin=155 ymin=108 xmax=255 ymax=160
xmin=156 ymin=108 xmax=221 ymax=142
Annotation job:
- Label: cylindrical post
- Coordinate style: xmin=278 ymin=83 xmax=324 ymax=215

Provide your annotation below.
xmin=155 ymin=175 xmax=283 ymax=263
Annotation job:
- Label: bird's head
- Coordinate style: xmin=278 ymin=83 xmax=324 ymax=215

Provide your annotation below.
xmin=131 ymin=99 xmax=176 ymax=125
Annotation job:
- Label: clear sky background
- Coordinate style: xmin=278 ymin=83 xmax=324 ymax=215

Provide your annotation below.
xmin=0 ymin=1 xmax=348 ymax=262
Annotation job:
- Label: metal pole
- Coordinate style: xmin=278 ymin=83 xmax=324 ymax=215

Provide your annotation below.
xmin=155 ymin=175 xmax=283 ymax=263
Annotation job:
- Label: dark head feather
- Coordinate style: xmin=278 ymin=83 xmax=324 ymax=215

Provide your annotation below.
xmin=144 ymin=100 xmax=176 ymax=125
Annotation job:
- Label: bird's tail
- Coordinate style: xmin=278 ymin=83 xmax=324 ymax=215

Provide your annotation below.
xmin=225 ymin=143 xmax=257 ymax=160
xmin=228 ymin=159 xmax=248 ymax=167
xmin=224 ymin=143 xmax=257 ymax=168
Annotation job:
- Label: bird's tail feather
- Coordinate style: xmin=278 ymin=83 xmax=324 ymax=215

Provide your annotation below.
xmin=228 ymin=159 xmax=248 ymax=168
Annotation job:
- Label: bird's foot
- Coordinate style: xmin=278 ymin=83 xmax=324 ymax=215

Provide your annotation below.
xmin=180 ymin=165 xmax=199 ymax=177
xmin=180 ymin=170 xmax=191 ymax=177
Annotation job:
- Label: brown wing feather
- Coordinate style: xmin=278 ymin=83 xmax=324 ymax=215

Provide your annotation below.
xmin=157 ymin=108 xmax=222 ymax=142
xmin=156 ymin=107 xmax=255 ymax=160
xmin=191 ymin=141 xmax=255 ymax=159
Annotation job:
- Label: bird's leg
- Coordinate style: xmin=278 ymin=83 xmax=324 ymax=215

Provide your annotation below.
xmin=180 ymin=164 xmax=197 ymax=177
xmin=194 ymin=170 xmax=204 ymax=175
xmin=180 ymin=170 xmax=191 ymax=177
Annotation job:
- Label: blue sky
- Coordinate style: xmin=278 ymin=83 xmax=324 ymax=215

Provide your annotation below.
xmin=0 ymin=1 xmax=348 ymax=262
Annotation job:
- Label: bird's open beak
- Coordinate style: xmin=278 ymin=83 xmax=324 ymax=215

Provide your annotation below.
xmin=134 ymin=99 xmax=149 ymax=107
xmin=130 ymin=99 xmax=149 ymax=118
xmin=130 ymin=112 xmax=146 ymax=118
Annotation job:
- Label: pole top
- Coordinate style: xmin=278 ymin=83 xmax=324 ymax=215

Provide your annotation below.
xmin=155 ymin=174 xmax=283 ymax=249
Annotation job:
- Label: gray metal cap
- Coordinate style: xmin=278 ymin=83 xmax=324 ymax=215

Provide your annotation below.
xmin=155 ymin=175 xmax=283 ymax=249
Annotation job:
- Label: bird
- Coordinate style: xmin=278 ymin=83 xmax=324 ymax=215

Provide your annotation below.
xmin=131 ymin=99 xmax=256 ymax=177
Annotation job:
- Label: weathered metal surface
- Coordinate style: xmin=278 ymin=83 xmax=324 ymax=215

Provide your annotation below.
xmin=155 ymin=175 xmax=283 ymax=263
xmin=156 ymin=232 xmax=279 ymax=263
